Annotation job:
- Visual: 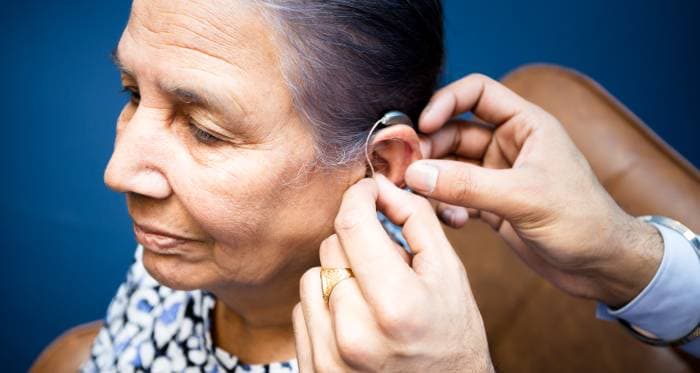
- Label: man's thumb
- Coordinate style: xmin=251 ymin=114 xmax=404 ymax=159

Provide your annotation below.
xmin=405 ymin=160 xmax=525 ymax=217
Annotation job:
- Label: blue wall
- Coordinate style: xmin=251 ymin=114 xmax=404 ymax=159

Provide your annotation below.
xmin=1 ymin=1 xmax=697 ymax=370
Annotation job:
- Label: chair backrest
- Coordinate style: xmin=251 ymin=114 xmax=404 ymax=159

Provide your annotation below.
xmin=445 ymin=64 xmax=699 ymax=372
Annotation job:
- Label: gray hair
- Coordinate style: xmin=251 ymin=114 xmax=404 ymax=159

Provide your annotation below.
xmin=255 ymin=0 xmax=444 ymax=168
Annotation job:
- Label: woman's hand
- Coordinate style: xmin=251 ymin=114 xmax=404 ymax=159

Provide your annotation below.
xmin=293 ymin=175 xmax=493 ymax=373
xmin=405 ymin=73 xmax=663 ymax=308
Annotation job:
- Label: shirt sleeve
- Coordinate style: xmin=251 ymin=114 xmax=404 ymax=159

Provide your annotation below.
xmin=596 ymin=222 xmax=700 ymax=356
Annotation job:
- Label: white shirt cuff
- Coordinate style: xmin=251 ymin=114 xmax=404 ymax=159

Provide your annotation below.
xmin=596 ymin=222 xmax=700 ymax=354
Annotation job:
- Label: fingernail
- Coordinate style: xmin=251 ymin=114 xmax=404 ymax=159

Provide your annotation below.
xmin=440 ymin=208 xmax=468 ymax=227
xmin=405 ymin=162 xmax=438 ymax=193
xmin=439 ymin=209 xmax=454 ymax=225
xmin=452 ymin=208 xmax=469 ymax=225
xmin=374 ymin=172 xmax=390 ymax=185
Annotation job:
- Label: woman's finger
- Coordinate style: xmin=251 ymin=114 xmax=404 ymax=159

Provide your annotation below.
xmin=292 ymin=303 xmax=314 ymax=373
xmin=299 ymin=267 xmax=342 ymax=372
xmin=419 ymin=73 xmax=532 ymax=134
xmin=333 ymin=179 xmax=419 ymax=307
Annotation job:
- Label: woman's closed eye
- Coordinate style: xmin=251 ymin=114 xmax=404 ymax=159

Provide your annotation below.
xmin=120 ymin=86 xmax=224 ymax=146
xmin=188 ymin=119 xmax=224 ymax=145
xmin=121 ymin=86 xmax=141 ymax=105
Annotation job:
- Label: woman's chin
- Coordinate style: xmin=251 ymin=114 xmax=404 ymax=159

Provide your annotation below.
xmin=141 ymin=248 xmax=210 ymax=291
xmin=141 ymin=242 xmax=299 ymax=290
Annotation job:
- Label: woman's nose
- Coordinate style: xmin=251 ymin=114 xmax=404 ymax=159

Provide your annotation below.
xmin=104 ymin=107 xmax=173 ymax=199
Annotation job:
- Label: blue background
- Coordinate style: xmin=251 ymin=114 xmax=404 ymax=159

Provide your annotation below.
xmin=1 ymin=0 xmax=698 ymax=370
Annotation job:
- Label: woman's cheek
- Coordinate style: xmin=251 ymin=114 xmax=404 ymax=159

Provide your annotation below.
xmin=184 ymin=188 xmax=260 ymax=239
xmin=173 ymin=132 xmax=318 ymax=244
xmin=176 ymin=167 xmax=275 ymax=239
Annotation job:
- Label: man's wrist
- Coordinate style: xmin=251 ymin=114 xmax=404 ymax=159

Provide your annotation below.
xmin=592 ymin=213 xmax=664 ymax=308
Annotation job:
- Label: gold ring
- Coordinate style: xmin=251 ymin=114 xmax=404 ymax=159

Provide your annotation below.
xmin=320 ymin=268 xmax=354 ymax=303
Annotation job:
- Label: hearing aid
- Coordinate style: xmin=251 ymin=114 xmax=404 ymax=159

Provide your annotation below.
xmin=364 ymin=110 xmax=413 ymax=176
xmin=365 ymin=111 xmax=415 ymax=255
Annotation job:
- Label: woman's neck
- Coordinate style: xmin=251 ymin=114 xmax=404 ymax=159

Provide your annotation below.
xmin=209 ymin=267 xmax=306 ymax=364
xmin=212 ymin=301 xmax=297 ymax=364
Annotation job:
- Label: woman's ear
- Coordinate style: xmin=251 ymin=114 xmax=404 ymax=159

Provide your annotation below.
xmin=368 ymin=124 xmax=422 ymax=186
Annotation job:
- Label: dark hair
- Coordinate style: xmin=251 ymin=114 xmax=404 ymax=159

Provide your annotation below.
xmin=258 ymin=0 xmax=444 ymax=167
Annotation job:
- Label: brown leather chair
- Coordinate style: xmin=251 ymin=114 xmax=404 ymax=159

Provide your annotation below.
xmin=31 ymin=65 xmax=700 ymax=372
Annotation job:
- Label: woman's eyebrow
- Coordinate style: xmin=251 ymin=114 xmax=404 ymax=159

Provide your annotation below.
xmin=111 ymin=48 xmax=134 ymax=77
xmin=164 ymin=85 xmax=210 ymax=106
xmin=111 ymin=48 xmax=246 ymax=118
xmin=159 ymin=83 xmax=246 ymax=120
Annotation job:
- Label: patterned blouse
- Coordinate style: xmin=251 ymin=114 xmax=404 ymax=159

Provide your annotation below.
xmin=81 ymin=214 xmax=407 ymax=372
xmin=80 ymin=244 xmax=298 ymax=372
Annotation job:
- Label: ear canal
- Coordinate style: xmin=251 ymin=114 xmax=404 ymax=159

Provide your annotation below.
xmin=365 ymin=120 xmax=420 ymax=185
xmin=364 ymin=145 xmax=388 ymax=178
xmin=369 ymin=139 xmax=410 ymax=186
xmin=364 ymin=111 xmax=412 ymax=177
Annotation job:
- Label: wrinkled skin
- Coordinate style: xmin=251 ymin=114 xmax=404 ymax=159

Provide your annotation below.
xmin=104 ymin=0 xmax=443 ymax=366
xmin=105 ymin=0 xmax=364 ymax=363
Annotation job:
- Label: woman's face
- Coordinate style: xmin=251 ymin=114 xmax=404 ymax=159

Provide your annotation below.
xmin=105 ymin=0 xmax=363 ymax=290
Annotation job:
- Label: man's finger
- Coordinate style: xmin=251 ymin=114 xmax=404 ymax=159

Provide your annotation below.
xmin=435 ymin=202 xmax=469 ymax=228
xmin=420 ymin=74 xmax=532 ymax=134
xmin=424 ymin=119 xmax=494 ymax=160
xmin=299 ymin=267 xmax=342 ymax=371
xmin=292 ymin=303 xmax=314 ymax=373
xmin=321 ymin=233 xmax=409 ymax=269
xmin=319 ymin=237 xmax=385 ymax=370
xmin=328 ymin=277 xmax=387 ymax=371
xmin=405 ymin=159 xmax=529 ymax=218
xmin=334 ymin=179 xmax=419 ymax=307
xmin=319 ymin=234 xmax=352 ymax=268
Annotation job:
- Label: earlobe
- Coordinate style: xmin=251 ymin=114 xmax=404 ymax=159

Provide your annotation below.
xmin=368 ymin=124 xmax=422 ymax=187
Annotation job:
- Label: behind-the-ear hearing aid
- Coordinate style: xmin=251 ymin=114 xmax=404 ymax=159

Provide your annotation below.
xmin=365 ymin=111 xmax=415 ymax=254
xmin=364 ymin=111 xmax=413 ymax=176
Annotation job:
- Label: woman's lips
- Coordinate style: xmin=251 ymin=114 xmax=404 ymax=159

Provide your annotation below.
xmin=133 ymin=223 xmax=190 ymax=253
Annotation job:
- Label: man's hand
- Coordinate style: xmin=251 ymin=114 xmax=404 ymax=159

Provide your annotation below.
xmin=405 ymin=73 xmax=663 ymax=308
xmin=294 ymin=176 xmax=493 ymax=372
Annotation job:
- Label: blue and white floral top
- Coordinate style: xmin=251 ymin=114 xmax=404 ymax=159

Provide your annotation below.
xmin=81 ymin=214 xmax=408 ymax=372
xmin=80 ymin=245 xmax=298 ymax=373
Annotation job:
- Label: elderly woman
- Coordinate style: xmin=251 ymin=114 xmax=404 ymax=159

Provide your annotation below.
xmin=38 ymin=0 xmax=491 ymax=372
xmin=39 ymin=0 xmax=693 ymax=371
